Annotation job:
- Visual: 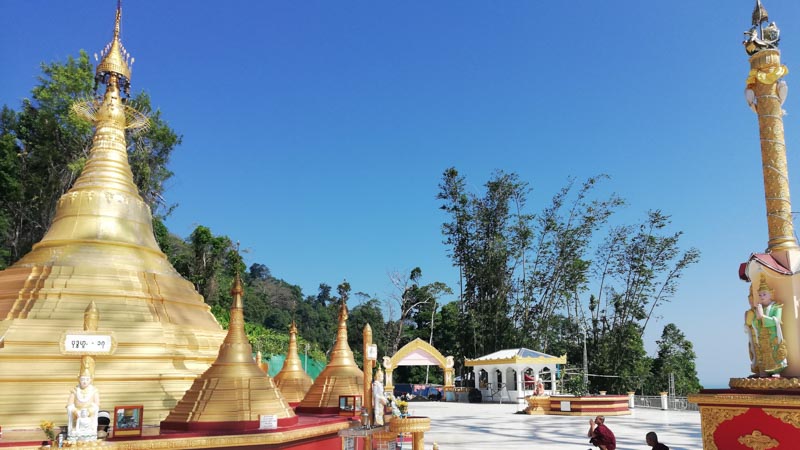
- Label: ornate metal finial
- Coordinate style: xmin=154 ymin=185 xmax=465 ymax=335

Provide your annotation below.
xmin=744 ymin=0 xmax=780 ymax=56
xmin=230 ymin=242 xmax=244 ymax=299
xmin=231 ymin=272 xmax=244 ymax=296
xmin=95 ymin=0 xmax=132 ymax=96
xmin=339 ymin=297 xmax=348 ymax=322
xmin=113 ymin=0 xmax=122 ymax=39
xmin=752 ymin=0 xmax=769 ymax=27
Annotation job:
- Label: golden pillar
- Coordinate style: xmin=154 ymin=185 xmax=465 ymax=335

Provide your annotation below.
xmin=363 ymin=324 xmax=374 ymax=424
xmin=743 ymin=1 xmax=800 ymax=377
xmin=363 ymin=324 xmax=373 ymax=450
xmin=747 ymin=48 xmax=797 ymax=252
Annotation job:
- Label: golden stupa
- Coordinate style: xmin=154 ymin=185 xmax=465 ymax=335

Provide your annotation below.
xmin=162 ymin=275 xmax=297 ymax=431
xmin=0 ymin=3 xmax=225 ymax=428
xmin=273 ymin=321 xmax=314 ymax=406
xmin=295 ymin=300 xmax=363 ymax=413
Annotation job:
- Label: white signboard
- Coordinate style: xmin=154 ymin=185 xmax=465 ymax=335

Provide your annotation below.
xmin=367 ymin=344 xmax=378 ymax=360
xmin=64 ymin=334 xmax=113 ymax=354
xmin=343 ymin=436 xmax=355 ymax=450
xmin=259 ymin=414 xmax=277 ymax=430
xmin=560 ymin=401 xmax=571 ymax=412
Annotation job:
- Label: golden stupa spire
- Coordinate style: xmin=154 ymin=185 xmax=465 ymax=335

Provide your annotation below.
xmin=274 ymin=320 xmax=313 ymax=406
xmin=295 ymin=291 xmax=364 ymax=413
xmin=162 ymin=274 xmax=298 ymax=431
xmin=95 ymin=0 xmax=132 ymax=95
xmin=0 ymin=2 xmax=225 ymax=428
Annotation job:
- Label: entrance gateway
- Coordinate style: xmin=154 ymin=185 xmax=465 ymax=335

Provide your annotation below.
xmin=382 ymin=338 xmax=456 ymax=390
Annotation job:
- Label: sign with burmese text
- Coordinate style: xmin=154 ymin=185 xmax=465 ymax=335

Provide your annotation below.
xmin=63 ymin=333 xmax=113 ymax=354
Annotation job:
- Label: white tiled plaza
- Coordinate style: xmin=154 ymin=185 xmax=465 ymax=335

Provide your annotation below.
xmin=407 ymin=401 xmax=701 ymax=450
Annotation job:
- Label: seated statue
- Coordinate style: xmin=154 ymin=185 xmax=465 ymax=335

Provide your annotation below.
xmin=745 ymin=274 xmax=788 ymax=377
xmin=534 ymin=379 xmax=545 ymax=396
xmin=66 ymin=367 xmax=100 ymax=441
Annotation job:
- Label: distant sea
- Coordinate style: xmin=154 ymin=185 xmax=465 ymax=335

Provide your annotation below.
xmin=702 ymin=381 xmax=729 ymax=389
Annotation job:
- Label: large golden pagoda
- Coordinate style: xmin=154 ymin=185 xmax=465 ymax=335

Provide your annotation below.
xmin=295 ymin=300 xmax=363 ymax=414
xmin=162 ymin=275 xmax=297 ymax=431
xmin=0 ymin=3 xmax=225 ymax=428
xmin=273 ymin=321 xmax=313 ymax=406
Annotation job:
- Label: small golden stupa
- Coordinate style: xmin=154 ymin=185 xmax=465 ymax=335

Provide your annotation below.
xmin=161 ymin=274 xmax=297 ymax=431
xmin=273 ymin=321 xmax=313 ymax=406
xmin=0 ymin=2 xmax=225 ymax=427
xmin=295 ymin=300 xmax=364 ymax=413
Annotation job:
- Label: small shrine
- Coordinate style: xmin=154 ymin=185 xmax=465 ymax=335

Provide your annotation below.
xmin=465 ymin=348 xmax=565 ymax=404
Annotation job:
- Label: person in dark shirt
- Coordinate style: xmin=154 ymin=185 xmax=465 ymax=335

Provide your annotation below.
xmin=588 ymin=415 xmax=616 ymax=450
xmin=646 ymin=431 xmax=669 ymax=450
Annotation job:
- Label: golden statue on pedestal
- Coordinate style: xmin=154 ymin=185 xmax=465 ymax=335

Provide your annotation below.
xmin=745 ymin=274 xmax=787 ymax=377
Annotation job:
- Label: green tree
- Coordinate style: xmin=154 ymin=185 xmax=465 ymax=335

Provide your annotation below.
xmin=592 ymin=211 xmax=700 ymax=336
xmin=295 ymin=284 xmax=337 ymax=352
xmin=649 ymin=323 xmax=702 ymax=395
xmin=348 ymin=295 xmax=387 ymax=364
xmin=588 ymin=323 xmax=652 ymax=393
xmin=585 ymin=212 xmax=698 ymax=393
xmin=387 ymin=268 xmax=451 ymax=354
xmin=437 ymin=167 xmax=472 ymax=312
xmin=185 ymin=225 xmax=238 ymax=306
xmin=410 ymin=281 xmax=452 ymax=345
xmin=520 ymin=176 xmax=622 ymax=352
xmin=437 ymin=169 xmax=530 ymax=357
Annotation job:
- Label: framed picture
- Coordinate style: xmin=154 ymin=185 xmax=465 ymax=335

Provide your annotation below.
xmin=112 ymin=405 xmax=143 ymax=438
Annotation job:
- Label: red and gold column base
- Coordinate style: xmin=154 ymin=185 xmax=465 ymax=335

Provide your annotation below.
xmin=689 ymin=388 xmax=800 ymax=450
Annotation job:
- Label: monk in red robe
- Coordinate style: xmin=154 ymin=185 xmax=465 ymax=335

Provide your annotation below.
xmin=588 ymin=415 xmax=616 ymax=450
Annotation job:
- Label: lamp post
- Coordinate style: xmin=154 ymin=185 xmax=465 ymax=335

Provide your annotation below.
xmin=582 ymin=327 xmax=589 ymax=387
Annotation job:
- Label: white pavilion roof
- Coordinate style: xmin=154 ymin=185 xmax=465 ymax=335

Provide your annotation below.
xmin=465 ymin=348 xmax=566 ymax=366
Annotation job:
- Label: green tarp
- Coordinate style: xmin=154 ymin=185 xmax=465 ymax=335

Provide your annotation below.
xmin=263 ymin=354 xmax=326 ymax=380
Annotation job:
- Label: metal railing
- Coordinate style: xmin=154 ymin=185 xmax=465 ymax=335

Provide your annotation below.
xmin=633 ymin=395 xmax=699 ymax=411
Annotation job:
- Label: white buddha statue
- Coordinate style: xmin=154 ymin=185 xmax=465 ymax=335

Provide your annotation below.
xmin=66 ymin=360 xmax=100 ymax=442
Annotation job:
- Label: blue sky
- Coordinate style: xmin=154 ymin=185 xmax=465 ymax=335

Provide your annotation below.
xmin=3 ymin=0 xmax=800 ymax=388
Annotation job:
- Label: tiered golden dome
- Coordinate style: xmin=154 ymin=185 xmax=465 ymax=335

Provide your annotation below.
xmin=0 ymin=2 xmax=225 ymax=428
xmin=162 ymin=275 xmax=297 ymax=431
xmin=274 ymin=321 xmax=313 ymax=406
xmin=295 ymin=301 xmax=363 ymax=413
